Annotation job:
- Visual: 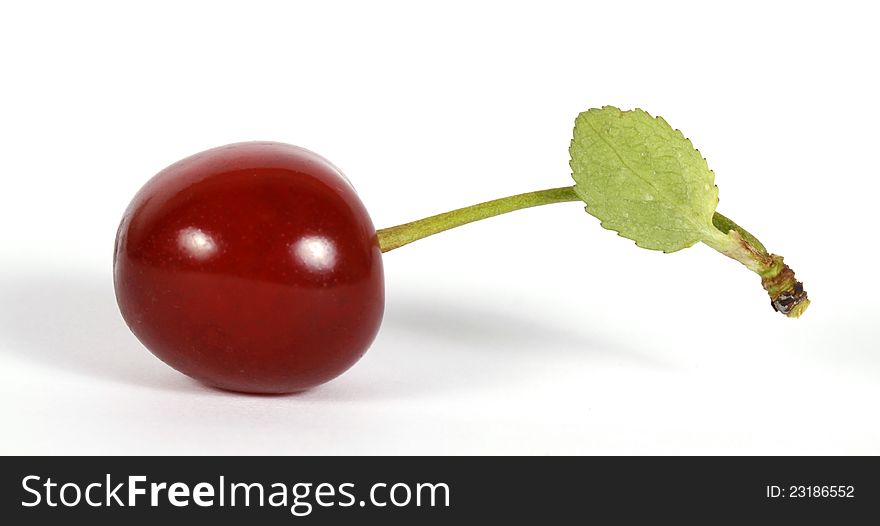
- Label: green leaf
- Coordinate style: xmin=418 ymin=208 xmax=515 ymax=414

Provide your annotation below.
xmin=569 ymin=106 xmax=719 ymax=253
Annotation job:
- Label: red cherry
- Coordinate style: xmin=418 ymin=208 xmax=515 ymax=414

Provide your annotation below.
xmin=114 ymin=142 xmax=384 ymax=394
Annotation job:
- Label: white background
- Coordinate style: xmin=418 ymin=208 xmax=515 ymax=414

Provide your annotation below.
xmin=1 ymin=1 xmax=878 ymax=455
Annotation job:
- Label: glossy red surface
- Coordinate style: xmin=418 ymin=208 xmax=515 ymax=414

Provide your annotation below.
xmin=114 ymin=142 xmax=384 ymax=393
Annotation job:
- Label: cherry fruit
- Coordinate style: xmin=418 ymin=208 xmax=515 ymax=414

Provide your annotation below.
xmin=115 ymin=109 xmax=809 ymax=394
xmin=114 ymin=142 xmax=384 ymax=393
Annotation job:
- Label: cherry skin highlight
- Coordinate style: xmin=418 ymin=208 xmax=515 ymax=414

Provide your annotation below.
xmin=114 ymin=142 xmax=384 ymax=393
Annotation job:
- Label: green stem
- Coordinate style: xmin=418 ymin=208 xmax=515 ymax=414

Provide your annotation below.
xmin=376 ymin=186 xmax=580 ymax=252
xmin=711 ymin=212 xmax=768 ymax=256
xmin=376 ymin=184 xmax=810 ymax=318
xmin=702 ymin=217 xmax=810 ymax=318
